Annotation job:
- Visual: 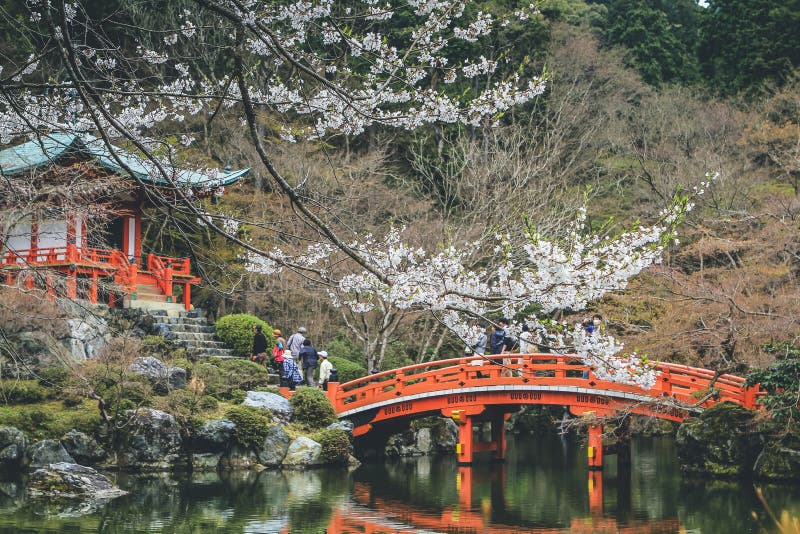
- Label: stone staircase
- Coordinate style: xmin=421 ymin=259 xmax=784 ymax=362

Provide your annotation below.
xmin=150 ymin=309 xmax=238 ymax=359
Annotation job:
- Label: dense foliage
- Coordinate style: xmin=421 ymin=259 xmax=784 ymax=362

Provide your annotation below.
xmin=747 ymin=344 xmax=800 ymax=426
xmin=214 ymin=314 xmax=274 ymax=359
xmin=289 ymin=388 xmax=338 ymax=430
xmin=224 ymin=405 xmax=274 ymax=448
xmin=327 ymin=356 xmax=368 ymax=384
xmin=313 ymin=428 xmax=351 ymax=464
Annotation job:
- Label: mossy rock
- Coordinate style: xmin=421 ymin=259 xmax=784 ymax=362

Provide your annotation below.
xmin=312 ymin=428 xmax=351 ymax=464
xmin=675 ymin=402 xmax=761 ymax=477
xmin=753 ymin=436 xmax=800 ymax=481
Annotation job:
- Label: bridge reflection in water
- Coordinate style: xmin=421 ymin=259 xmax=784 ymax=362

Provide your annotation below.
xmin=317 ymin=467 xmax=681 ymax=533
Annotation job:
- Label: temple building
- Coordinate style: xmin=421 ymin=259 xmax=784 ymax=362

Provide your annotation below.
xmin=0 ymin=132 xmax=248 ymax=311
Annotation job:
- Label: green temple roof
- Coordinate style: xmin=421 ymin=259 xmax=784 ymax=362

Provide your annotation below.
xmin=0 ymin=132 xmax=249 ymax=187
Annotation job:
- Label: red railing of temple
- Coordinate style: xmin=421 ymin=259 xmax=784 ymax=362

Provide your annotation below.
xmin=327 ymin=354 xmax=763 ymax=418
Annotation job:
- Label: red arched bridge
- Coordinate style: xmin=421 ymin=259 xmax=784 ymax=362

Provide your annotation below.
xmin=318 ymin=354 xmax=763 ymax=467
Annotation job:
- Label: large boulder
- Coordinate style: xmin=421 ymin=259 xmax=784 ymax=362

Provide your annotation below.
xmin=282 ymin=437 xmax=322 ymax=468
xmin=27 ymin=440 xmax=75 ymax=469
xmin=60 ymin=430 xmax=106 ymax=465
xmin=257 ymin=425 xmax=291 ymax=467
xmin=676 ymin=402 xmax=761 ymax=477
xmin=28 ymin=462 xmax=126 ymax=499
xmin=117 ymin=409 xmax=183 ymax=470
xmin=65 ymin=312 xmax=109 ymax=360
xmin=193 ymin=419 xmax=235 ymax=453
xmin=242 ymin=391 xmax=293 ymax=423
xmin=0 ymin=427 xmax=28 ymax=467
xmin=128 ymin=356 xmax=187 ymax=394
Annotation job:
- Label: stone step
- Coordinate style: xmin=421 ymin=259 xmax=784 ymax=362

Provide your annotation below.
xmin=154 ymin=316 xmax=207 ymax=325
xmin=165 ymin=324 xmax=215 ymax=334
xmin=125 ymin=300 xmax=186 ymax=316
xmin=172 ymin=332 xmax=218 ymax=342
xmin=181 ymin=339 xmax=228 ymax=349
xmin=188 ymin=347 xmax=237 ymax=357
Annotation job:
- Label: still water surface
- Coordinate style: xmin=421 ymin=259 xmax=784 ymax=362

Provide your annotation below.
xmin=1 ymin=434 xmax=798 ymax=533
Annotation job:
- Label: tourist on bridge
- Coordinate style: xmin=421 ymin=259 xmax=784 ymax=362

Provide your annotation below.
xmin=519 ymin=324 xmax=532 ymax=354
xmin=488 ymin=319 xmax=508 ymax=356
xmin=299 ymin=338 xmax=320 ymax=387
xmin=472 ymin=325 xmax=488 ymax=355
xmin=318 ymin=351 xmax=333 ymax=391
xmin=250 ymin=325 xmax=269 ymax=367
xmin=286 ymin=326 xmax=307 ymax=362
xmin=272 ymin=329 xmax=287 ymax=385
xmin=282 ymin=356 xmax=303 ymax=391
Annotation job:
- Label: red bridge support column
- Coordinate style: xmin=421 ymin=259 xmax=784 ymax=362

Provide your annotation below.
xmin=588 ymin=470 xmax=603 ymax=515
xmin=456 ymin=414 xmax=474 ymax=465
xmin=588 ymin=424 xmax=603 ymax=470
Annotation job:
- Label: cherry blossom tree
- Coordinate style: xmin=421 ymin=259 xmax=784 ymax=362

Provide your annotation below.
xmin=0 ymin=0 xmax=709 ymax=388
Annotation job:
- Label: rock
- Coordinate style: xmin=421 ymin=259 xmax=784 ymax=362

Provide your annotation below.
xmin=194 ymin=419 xmax=235 ymax=453
xmin=191 ymin=453 xmax=222 ymax=471
xmin=118 ymin=409 xmax=182 ymax=470
xmin=60 ymin=430 xmax=106 ymax=465
xmin=242 ymin=391 xmax=293 ymax=422
xmin=0 ymin=427 xmax=28 ymax=467
xmin=220 ymin=446 xmax=263 ymax=470
xmin=676 ymin=402 xmax=761 ymax=477
xmin=385 ymin=417 xmax=458 ymax=457
xmin=27 ymin=440 xmax=75 ymax=469
xmin=64 ymin=312 xmax=109 ymax=360
xmin=257 ymin=425 xmax=291 ymax=467
xmin=282 ymin=437 xmax=323 ymax=468
xmin=326 ymin=421 xmax=354 ymax=435
xmin=27 ymin=462 xmax=126 ymax=499
xmin=152 ymin=323 xmax=171 ymax=337
xmin=128 ymin=356 xmax=187 ymax=394
xmin=753 ymin=440 xmax=800 ymax=481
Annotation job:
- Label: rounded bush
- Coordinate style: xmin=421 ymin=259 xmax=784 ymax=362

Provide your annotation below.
xmin=327 ymin=356 xmax=367 ymax=384
xmin=289 ymin=387 xmax=337 ymax=429
xmin=225 ymin=405 xmax=273 ymax=448
xmin=215 ymin=314 xmax=274 ymax=358
xmin=194 ymin=359 xmax=270 ymax=399
xmin=36 ymin=367 xmax=70 ymax=389
xmin=314 ymin=428 xmax=351 ymax=464
xmin=0 ymin=380 xmax=48 ymax=404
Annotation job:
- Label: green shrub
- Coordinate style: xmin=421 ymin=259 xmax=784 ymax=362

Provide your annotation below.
xmin=230 ymin=389 xmax=247 ymax=404
xmin=194 ymin=359 xmax=270 ymax=400
xmin=313 ymin=428 xmax=351 ymax=464
xmin=224 ymin=405 xmax=273 ymax=448
xmin=327 ymin=356 xmax=367 ymax=384
xmin=215 ymin=314 xmax=274 ymax=358
xmin=199 ymin=396 xmax=219 ymax=411
xmin=289 ymin=387 xmax=337 ymax=429
xmin=0 ymin=380 xmax=48 ymax=404
xmin=325 ymin=335 xmax=364 ymax=365
xmin=36 ymin=367 xmax=70 ymax=389
xmin=62 ymin=393 xmax=84 ymax=408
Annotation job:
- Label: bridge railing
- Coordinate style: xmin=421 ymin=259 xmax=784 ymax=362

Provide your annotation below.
xmin=329 ymin=354 xmax=763 ymax=414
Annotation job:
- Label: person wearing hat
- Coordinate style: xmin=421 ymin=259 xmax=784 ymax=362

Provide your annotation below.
xmin=318 ymin=351 xmax=333 ymax=391
xmin=286 ymin=326 xmax=307 ymax=362
xmin=271 ymin=329 xmax=287 ymax=385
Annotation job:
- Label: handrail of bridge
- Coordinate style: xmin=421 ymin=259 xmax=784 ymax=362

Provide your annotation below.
xmin=328 ymin=354 xmax=763 ymax=414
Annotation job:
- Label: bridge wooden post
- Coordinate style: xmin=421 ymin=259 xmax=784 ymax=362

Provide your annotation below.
xmin=455 ymin=413 xmax=474 ymax=465
xmin=587 ymin=424 xmax=603 ymax=470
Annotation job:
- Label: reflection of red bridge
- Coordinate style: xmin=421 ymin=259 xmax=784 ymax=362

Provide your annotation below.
xmin=322 ymin=354 xmax=763 ymax=466
xmin=320 ymin=474 xmax=681 ymax=534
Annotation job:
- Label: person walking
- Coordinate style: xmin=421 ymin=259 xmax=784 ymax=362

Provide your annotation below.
xmin=272 ymin=329 xmax=287 ymax=385
xmin=286 ymin=326 xmax=307 ymax=362
xmin=519 ymin=324 xmax=532 ymax=354
xmin=318 ymin=351 xmax=333 ymax=391
xmin=472 ymin=325 xmax=488 ymax=355
xmin=250 ymin=325 xmax=268 ymax=367
xmin=299 ymin=338 xmax=320 ymax=387
xmin=282 ymin=356 xmax=303 ymax=391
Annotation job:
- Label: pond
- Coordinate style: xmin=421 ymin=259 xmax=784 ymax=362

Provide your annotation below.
xmin=0 ymin=434 xmax=798 ymax=533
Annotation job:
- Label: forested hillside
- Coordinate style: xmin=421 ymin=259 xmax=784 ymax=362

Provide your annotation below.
xmin=1 ymin=0 xmax=798 ymax=375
